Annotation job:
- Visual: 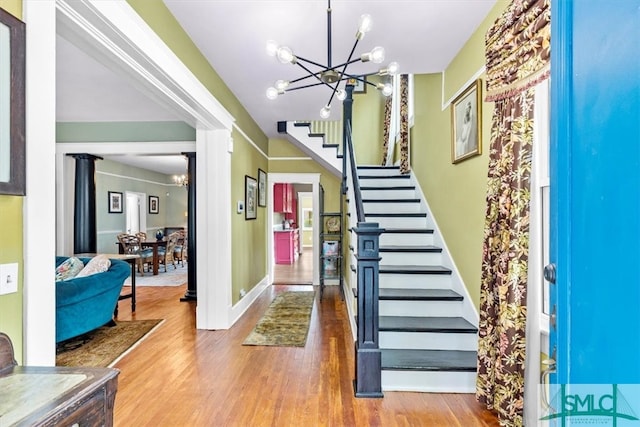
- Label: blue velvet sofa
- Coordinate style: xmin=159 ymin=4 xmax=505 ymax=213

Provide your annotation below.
xmin=55 ymin=256 xmax=130 ymax=343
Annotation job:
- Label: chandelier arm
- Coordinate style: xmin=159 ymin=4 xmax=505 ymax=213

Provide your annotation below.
xmin=289 ymin=73 xmax=323 ymax=85
xmin=326 ymin=38 xmax=361 ymax=106
xmin=341 ymin=74 xmax=379 ymax=88
xmin=330 ymin=57 xmax=364 ymax=70
xmin=286 ymin=81 xmax=327 ymax=91
xmin=295 ymin=61 xmax=335 ymax=91
xmin=295 ymin=55 xmax=332 ymax=71
xmin=327 ymin=0 xmax=332 ymax=68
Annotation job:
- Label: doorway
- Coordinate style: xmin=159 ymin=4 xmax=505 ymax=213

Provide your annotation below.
xmin=125 ymin=191 xmax=146 ymax=235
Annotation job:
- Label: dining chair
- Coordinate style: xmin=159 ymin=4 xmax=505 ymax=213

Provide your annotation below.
xmin=118 ymin=234 xmax=153 ymax=275
xmin=160 ymin=232 xmax=179 ymax=272
xmin=173 ymin=230 xmax=186 ymax=267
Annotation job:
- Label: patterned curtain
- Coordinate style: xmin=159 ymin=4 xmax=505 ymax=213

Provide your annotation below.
xmin=398 ymin=75 xmax=410 ymax=174
xmin=476 ymin=1 xmax=550 ymax=426
xmin=380 ymin=95 xmax=393 ymax=166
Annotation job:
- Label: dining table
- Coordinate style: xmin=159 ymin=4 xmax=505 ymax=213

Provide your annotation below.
xmin=117 ymin=239 xmax=167 ymax=276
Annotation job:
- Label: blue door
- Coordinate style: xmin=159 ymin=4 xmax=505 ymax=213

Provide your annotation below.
xmin=550 ymin=0 xmax=640 ymax=410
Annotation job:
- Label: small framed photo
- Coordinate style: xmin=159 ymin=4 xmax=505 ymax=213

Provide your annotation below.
xmin=347 ymin=76 xmax=367 ymax=94
xmin=451 ymin=79 xmax=482 ymax=164
xmin=258 ymin=168 xmax=267 ymax=207
xmin=149 ymin=195 xmax=159 ymax=214
xmin=108 ymin=191 xmax=123 ymax=213
xmin=245 ymin=175 xmax=257 ymax=220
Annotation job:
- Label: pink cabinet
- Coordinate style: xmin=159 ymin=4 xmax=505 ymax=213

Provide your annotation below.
xmin=274 ymin=183 xmax=293 ymax=213
xmin=274 ymin=229 xmax=299 ymax=264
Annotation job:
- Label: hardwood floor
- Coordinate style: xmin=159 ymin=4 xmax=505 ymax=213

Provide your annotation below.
xmin=113 ymin=283 xmax=499 ymax=426
xmin=273 ymin=248 xmax=313 ymax=284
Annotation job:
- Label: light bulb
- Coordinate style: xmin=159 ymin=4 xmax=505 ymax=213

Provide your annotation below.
xmin=337 ymin=89 xmax=347 ymax=101
xmin=275 ymin=80 xmax=289 ymax=91
xmin=370 ymin=47 xmax=385 ymax=64
xmin=320 ymin=105 xmax=331 ymax=119
xmin=387 ymin=61 xmax=399 ymax=75
xmin=358 ymin=14 xmax=373 ymax=34
xmin=276 ymin=46 xmax=295 ymax=64
xmin=266 ymin=40 xmax=278 ymax=57
xmin=381 ymin=83 xmax=393 ymax=97
xmin=266 ymin=87 xmax=279 ymax=100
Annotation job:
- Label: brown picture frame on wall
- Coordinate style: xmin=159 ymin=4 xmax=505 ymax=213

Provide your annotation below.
xmin=451 ymin=79 xmax=482 ymax=164
xmin=0 ymin=9 xmax=26 ymax=196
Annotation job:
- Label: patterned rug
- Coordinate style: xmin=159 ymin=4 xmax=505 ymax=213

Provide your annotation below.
xmin=56 ymin=319 xmax=164 ymax=367
xmin=243 ymin=291 xmax=315 ymax=347
xmin=124 ymin=263 xmax=187 ymax=287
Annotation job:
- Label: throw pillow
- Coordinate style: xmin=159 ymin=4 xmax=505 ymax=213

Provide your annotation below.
xmin=75 ymin=254 xmax=111 ymax=278
xmin=55 ymin=257 xmax=84 ymax=281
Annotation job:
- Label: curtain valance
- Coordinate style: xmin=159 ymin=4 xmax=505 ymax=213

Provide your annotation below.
xmin=485 ymin=0 xmax=550 ymax=102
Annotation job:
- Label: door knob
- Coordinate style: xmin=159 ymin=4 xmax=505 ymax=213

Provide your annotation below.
xmin=540 ymin=347 xmax=557 ymax=411
xmin=543 ymin=263 xmax=556 ymax=284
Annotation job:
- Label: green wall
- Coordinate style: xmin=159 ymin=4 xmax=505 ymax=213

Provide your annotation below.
xmin=0 ymin=0 xmax=23 ymax=363
xmin=95 ymin=159 xmax=188 ymax=253
xmin=352 ymin=75 xmax=385 ymax=165
xmin=57 ymin=121 xmax=195 ymax=142
xmin=409 ymin=2 xmax=505 ymax=307
xmin=231 ymin=129 xmax=268 ymax=304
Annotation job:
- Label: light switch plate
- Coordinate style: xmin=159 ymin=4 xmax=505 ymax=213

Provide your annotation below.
xmin=0 ymin=263 xmax=19 ymax=295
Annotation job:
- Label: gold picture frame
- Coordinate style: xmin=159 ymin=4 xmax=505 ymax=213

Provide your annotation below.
xmin=451 ymin=79 xmax=482 ymax=164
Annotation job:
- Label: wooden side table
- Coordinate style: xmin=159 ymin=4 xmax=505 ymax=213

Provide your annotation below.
xmin=0 ymin=333 xmax=119 ymax=426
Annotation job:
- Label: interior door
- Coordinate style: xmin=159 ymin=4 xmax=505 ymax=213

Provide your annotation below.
xmin=549 ymin=0 xmax=640 ymax=417
xmin=125 ymin=192 xmax=145 ymax=234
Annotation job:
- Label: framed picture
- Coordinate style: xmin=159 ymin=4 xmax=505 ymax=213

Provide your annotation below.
xmin=108 ymin=191 xmax=123 ymax=213
xmin=257 ymin=168 xmax=267 ymax=207
xmin=245 ymin=175 xmax=257 ymax=220
xmin=0 ymin=9 xmax=25 ymax=196
xmin=149 ymin=195 xmax=159 ymax=214
xmin=347 ymin=76 xmax=367 ymax=94
xmin=451 ymin=79 xmax=482 ymax=164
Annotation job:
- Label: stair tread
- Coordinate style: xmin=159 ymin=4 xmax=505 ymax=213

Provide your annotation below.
xmin=352 ymin=288 xmax=463 ymax=301
xmin=381 ymin=228 xmax=434 ymax=234
xmin=380 ymin=245 xmax=442 ymax=253
xmin=361 ymin=186 xmax=415 ymax=190
xmin=381 ymin=349 xmax=477 ymax=371
xmin=359 ymin=175 xmax=410 ymax=179
xmin=363 ymin=199 xmax=420 ymax=203
xmin=379 ymin=265 xmax=452 ymax=274
xmin=365 ymin=212 xmax=426 ymax=217
xmin=357 ymin=165 xmax=400 ymax=170
xmin=379 ymin=316 xmax=477 ymax=333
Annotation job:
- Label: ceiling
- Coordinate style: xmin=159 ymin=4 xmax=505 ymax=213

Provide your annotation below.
xmin=56 ymin=0 xmax=497 ymax=174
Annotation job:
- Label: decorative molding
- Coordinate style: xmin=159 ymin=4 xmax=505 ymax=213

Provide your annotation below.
xmin=230 ymin=275 xmax=270 ymax=325
xmin=232 ymin=123 xmax=267 ymax=159
xmin=441 ymin=65 xmax=486 ymax=111
xmin=96 ymin=171 xmax=177 ymax=187
xmin=269 ymin=157 xmax=313 ymax=161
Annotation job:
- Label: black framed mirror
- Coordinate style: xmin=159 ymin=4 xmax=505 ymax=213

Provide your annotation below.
xmin=0 ymin=8 xmax=25 ymax=196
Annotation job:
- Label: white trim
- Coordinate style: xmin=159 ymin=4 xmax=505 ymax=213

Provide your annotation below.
xmin=232 ymin=123 xmax=267 ymax=159
xmin=441 ymin=66 xmax=486 ymax=111
xmin=97 ymin=229 xmax=125 ymax=235
xmin=56 ymin=0 xmax=234 ymax=130
xmin=269 ymin=157 xmax=313 ymax=161
xmin=56 ymin=141 xmax=196 ymax=154
xmin=97 ymin=171 xmax=179 ymax=187
xmin=230 ymin=275 xmax=270 ymax=325
xmin=23 ymin=0 xmax=57 ymax=366
xmin=267 ymin=173 xmax=321 ymax=287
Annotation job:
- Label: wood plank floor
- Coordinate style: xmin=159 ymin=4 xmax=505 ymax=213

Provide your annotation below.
xmin=273 ymin=248 xmax=313 ymax=284
xmin=113 ymin=283 xmax=499 ymax=426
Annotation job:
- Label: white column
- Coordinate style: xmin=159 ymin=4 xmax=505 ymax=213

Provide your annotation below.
xmin=196 ymin=129 xmax=232 ymax=329
xmin=23 ymin=0 xmax=56 ymax=366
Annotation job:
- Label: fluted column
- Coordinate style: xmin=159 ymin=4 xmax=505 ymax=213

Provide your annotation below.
xmin=181 ymin=152 xmax=197 ymax=301
xmin=68 ymin=154 xmax=102 ymax=254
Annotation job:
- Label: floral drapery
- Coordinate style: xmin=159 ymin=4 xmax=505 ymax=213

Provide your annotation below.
xmin=476 ymin=1 xmax=550 ymax=426
xmin=398 ymin=74 xmax=410 ymax=174
xmin=381 ymin=95 xmax=392 ymax=166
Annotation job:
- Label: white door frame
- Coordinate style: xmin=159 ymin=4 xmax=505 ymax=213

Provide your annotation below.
xmin=267 ymin=174 xmax=321 ymax=286
xmin=25 ymin=0 xmax=235 ymax=365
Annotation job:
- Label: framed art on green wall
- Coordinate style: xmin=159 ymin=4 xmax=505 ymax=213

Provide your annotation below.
xmin=108 ymin=191 xmax=123 ymax=213
xmin=451 ymin=79 xmax=482 ymax=164
xmin=149 ymin=195 xmax=159 ymax=214
xmin=245 ymin=175 xmax=257 ymax=220
xmin=258 ymin=168 xmax=266 ymax=207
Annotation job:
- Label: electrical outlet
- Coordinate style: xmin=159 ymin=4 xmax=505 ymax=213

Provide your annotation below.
xmin=0 ymin=263 xmax=19 ymax=295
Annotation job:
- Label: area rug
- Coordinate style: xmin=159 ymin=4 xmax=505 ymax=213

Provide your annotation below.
xmin=243 ymin=291 xmax=315 ymax=347
xmin=56 ymin=319 xmax=164 ymax=367
xmin=124 ymin=264 xmax=187 ymax=287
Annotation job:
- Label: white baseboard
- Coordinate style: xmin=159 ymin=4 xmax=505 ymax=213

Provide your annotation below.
xmin=230 ymin=275 xmax=270 ymax=326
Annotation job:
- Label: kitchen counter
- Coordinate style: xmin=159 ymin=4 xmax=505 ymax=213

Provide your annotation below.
xmin=274 ymin=228 xmax=299 ymax=264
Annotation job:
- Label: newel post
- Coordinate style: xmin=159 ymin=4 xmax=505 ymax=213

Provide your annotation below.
xmin=354 ymin=221 xmax=383 ymax=398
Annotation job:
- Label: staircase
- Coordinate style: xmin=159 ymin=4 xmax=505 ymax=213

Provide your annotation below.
xmin=348 ymin=166 xmax=479 ymax=393
xmin=277 ymin=121 xmax=342 ymax=177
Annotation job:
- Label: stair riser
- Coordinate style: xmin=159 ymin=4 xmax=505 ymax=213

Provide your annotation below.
xmin=380 ymin=251 xmax=442 ymax=266
xmin=381 ymin=370 xmax=476 ymax=393
xmin=286 ymin=122 xmax=342 ymax=175
xmin=380 ymin=331 xmax=478 ymax=351
xmin=379 ymin=274 xmax=452 ymax=289
xmin=357 ymin=168 xmax=402 ymax=177
xmin=366 ymin=216 xmax=427 ymax=229
xmin=364 ymin=202 xmax=422 ymax=214
xmin=361 ymin=189 xmax=416 ymax=199
xmin=379 ymin=233 xmax=434 ymax=246
xmin=379 ymin=300 xmax=463 ymax=317
xmin=359 ymin=178 xmax=412 ymax=187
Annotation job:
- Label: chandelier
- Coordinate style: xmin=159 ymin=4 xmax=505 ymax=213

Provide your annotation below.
xmin=173 ymin=174 xmax=188 ymax=187
xmin=265 ymin=0 xmax=399 ymax=119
